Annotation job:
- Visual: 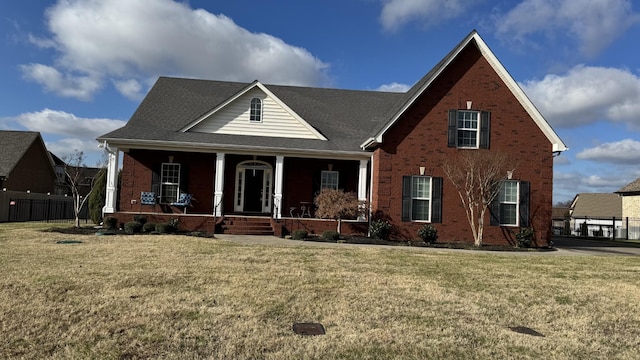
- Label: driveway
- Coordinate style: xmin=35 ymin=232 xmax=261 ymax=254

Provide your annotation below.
xmin=552 ymin=236 xmax=640 ymax=256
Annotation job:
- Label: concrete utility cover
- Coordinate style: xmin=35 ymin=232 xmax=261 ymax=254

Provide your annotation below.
xmin=292 ymin=322 xmax=325 ymax=336
xmin=56 ymin=240 xmax=83 ymax=244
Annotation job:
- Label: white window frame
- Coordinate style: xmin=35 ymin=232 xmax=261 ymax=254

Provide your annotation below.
xmin=498 ymin=180 xmax=519 ymax=226
xmin=457 ymin=110 xmax=479 ymax=148
xmin=160 ymin=163 xmax=180 ymax=203
xmin=250 ymin=97 xmax=262 ymax=123
xmin=411 ymin=176 xmax=432 ymax=222
xmin=320 ymin=170 xmax=339 ymax=190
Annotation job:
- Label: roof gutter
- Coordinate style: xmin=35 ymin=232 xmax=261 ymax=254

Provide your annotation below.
xmin=98 ymin=138 xmax=372 ymax=161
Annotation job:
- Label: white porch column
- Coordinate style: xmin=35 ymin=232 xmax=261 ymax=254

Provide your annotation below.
xmin=213 ymin=153 xmax=225 ymax=217
xmin=357 ymin=159 xmax=368 ymax=221
xmin=273 ymin=155 xmax=284 ymax=219
xmin=102 ymin=145 xmax=119 ymax=215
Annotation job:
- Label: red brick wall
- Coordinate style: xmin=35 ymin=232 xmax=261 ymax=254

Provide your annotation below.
xmin=372 ymin=43 xmax=554 ymax=246
xmin=119 ymin=150 xmax=216 ymax=214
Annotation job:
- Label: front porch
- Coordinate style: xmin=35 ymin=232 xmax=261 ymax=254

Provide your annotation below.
xmin=102 ymin=148 xmax=372 ymax=235
xmin=111 ymin=211 xmax=369 ymax=237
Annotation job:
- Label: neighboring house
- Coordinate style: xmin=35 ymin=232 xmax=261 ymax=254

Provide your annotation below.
xmin=569 ymin=193 xmax=622 ymax=237
xmin=50 ymin=152 xmax=103 ymax=197
xmin=0 ymin=131 xmax=56 ymax=194
xmin=615 ymin=177 xmax=640 ymax=239
xmin=615 ymin=177 xmax=640 ymax=219
xmin=97 ymin=31 xmax=567 ymax=245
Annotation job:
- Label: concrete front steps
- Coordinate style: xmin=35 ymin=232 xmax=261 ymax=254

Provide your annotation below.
xmin=221 ymin=216 xmax=274 ymax=235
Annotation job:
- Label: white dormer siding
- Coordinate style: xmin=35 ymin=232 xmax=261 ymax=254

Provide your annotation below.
xmin=189 ymin=88 xmax=321 ymax=139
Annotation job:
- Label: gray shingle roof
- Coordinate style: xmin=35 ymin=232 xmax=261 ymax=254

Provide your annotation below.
xmin=0 ymin=131 xmax=41 ymax=177
xmin=98 ymin=77 xmax=405 ymax=153
xmin=571 ymin=193 xmax=622 ymax=218
xmin=616 ymin=177 xmax=640 ymax=194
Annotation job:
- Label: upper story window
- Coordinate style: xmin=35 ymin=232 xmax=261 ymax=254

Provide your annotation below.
xmin=448 ymin=110 xmax=490 ymax=149
xmin=457 ymin=111 xmax=479 ymax=147
xmin=250 ymin=98 xmax=262 ymax=122
xmin=321 ymin=171 xmax=339 ymax=190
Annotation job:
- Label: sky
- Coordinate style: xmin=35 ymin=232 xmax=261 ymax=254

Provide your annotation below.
xmin=1 ymin=0 xmax=639 ymax=204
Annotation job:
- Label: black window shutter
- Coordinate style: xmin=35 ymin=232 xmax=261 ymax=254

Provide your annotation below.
xmin=431 ymin=177 xmax=442 ymax=223
xmin=402 ymin=176 xmax=412 ymax=222
xmin=489 ymin=182 xmax=501 ymax=226
xmin=151 ymin=164 xmax=161 ymax=197
xmin=480 ymin=111 xmax=490 ymax=149
xmin=447 ymin=110 xmax=458 ymax=148
xmin=519 ymin=181 xmax=530 ymax=227
xmin=179 ymin=164 xmax=188 ymax=194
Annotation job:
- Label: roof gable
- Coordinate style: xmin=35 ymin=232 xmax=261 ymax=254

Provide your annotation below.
xmin=0 ymin=131 xmax=45 ymax=177
xmin=362 ymin=30 xmax=568 ymax=153
xmin=182 ymin=81 xmax=326 ymax=140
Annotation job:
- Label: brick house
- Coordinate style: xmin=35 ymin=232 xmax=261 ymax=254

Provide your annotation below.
xmin=0 ymin=131 xmax=57 ymax=194
xmin=97 ymin=31 xmax=566 ymax=245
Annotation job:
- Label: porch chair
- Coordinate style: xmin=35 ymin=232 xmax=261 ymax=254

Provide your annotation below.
xmin=140 ymin=191 xmax=156 ymax=210
xmin=171 ymin=193 xmax=193 ymax=213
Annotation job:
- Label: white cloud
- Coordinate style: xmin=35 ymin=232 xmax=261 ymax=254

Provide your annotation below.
xmin=19 ymin=63 xmax=102 ymax=101
xmin=576 ymin=139 xmax=640 ymax=164
xmin=496 ymin=0 xmax=640 ymax=56
xmin=380 ymin=0 xmax=475 ymax=31
xmin=25 ymin=0 xmax=328 ymax=100
xmin=520 ymin=65 xmax=640 ymax=128
xmin=14 ymin=108 xmax=125 ymax=139
xmin=376 ymin=82 xmax=411 ymax=92
xmin=112 ymin=79 xmax=144 ymax=101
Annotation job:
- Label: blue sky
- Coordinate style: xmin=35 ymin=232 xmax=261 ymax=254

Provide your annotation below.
xmin=1 ymin=0 xmax=639 ymax=204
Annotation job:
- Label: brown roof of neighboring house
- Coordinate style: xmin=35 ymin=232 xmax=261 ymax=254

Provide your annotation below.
xmin=0 ymin=131 xmax=50 ymax=178
xmin=570 ymin=193 xmax=622 ymax=218
xmin=552 ymin=207 xmax=570 ymax=219
xmin=616 ymin=177 xmax=640 ymax=195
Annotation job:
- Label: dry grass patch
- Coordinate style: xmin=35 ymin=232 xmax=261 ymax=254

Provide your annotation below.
xmin=1 ymin=222 xmax=640 ymax=359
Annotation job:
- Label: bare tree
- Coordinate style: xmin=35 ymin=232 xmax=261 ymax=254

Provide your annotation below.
xmin=64 ymin=150 xmax=104 ymax=228
xmin=443 ymin=150 xmax=515 ymax=246
xmin=314 ymin=188 xmax=364 ymax=234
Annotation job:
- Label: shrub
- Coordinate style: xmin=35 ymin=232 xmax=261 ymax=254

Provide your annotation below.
xmin=133 ymin=215 xmax=147 ymax=225
xmin=104 ymin=217 xmax=118 ymax=230
xmin=370 ymin=220 xmax=391 ymax=240
xmin=418 ymin=225 xmax=438 ymax=243
xmin=124 ymin=221 xmax=142 ymax=234
xmin=314 ymin=188 xmax=365 ymax=234
xmin=155 ymin=222 xmax=176 ymax=234
xmin=516 ymin=227 xmax=534 ymax=248
xmin=291 ymin=229 xmax=308 ymax=240
xmin=322 ymin=230 xmax=340 ymax=241
xmin=88 ymin=168 xmax=106 ymax=224
xmin=142 ymin=222 xmax=156 ymax=233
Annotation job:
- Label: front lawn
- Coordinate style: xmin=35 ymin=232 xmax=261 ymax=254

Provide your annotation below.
xmin=1 ymin=222 xmax=639 ymax=359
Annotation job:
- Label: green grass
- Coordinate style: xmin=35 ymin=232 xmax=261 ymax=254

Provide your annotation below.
xmin=1 ymin=222 xmax=639 ymax=359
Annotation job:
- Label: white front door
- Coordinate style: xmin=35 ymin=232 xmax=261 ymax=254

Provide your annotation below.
xmin=234 ymin=161 xmax=272 ymax=213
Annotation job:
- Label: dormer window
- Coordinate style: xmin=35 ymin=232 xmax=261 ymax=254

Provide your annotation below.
xmin=250 ymin=98 xmax=262 ymax=122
